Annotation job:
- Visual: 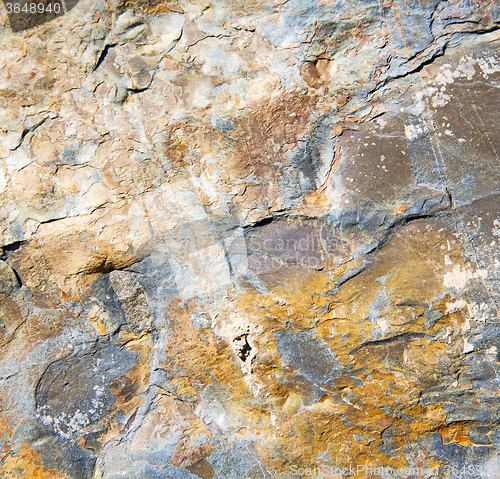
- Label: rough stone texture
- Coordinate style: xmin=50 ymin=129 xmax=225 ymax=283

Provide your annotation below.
xmin=0 ymin=0 xmax=500 ymax=477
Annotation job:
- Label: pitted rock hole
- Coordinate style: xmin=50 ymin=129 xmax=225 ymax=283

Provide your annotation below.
xmin=233 ymin=334 xmax=252 ymax=362
xmin=35 ymin=342 xmax=137 ymax=440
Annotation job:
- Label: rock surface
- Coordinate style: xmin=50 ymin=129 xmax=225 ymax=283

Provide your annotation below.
xmin=0 ymin=0 xmax=500 ymax=477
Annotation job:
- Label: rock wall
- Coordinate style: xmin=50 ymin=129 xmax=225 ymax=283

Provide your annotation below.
xmin=0 ymin=0 xmax=500 ymax=477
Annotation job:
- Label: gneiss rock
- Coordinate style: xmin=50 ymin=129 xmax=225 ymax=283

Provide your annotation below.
xmin=0 ymin=0 xmax=499 ymax=477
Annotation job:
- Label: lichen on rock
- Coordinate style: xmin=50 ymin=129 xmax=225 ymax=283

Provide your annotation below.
xmin=1 ymin=0 xmax=500 ymax=477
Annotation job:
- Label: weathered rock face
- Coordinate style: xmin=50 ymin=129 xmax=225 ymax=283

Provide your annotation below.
xmin=0 ymin=0 xmax=500 ymax=477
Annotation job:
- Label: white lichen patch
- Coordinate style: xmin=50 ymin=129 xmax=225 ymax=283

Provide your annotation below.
xmin=431 ymin=92 xmax=451 ymax=108
xmin=456 ymin=55 xmax=477 ymax=79
xmin=477 ymin=56 xmax=500 ymax=78
xmin=492 ymin=218 xmax=500 ymax=237
xmin=404 ymin=124 xmax=424 ymax=141
xmin=435 ymin=67 xmax=456 ymax=85
xmin=443 ymin=265 xmax=488 ymax=290
xmin=408 ymin=53 xmax=499 ymax=114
